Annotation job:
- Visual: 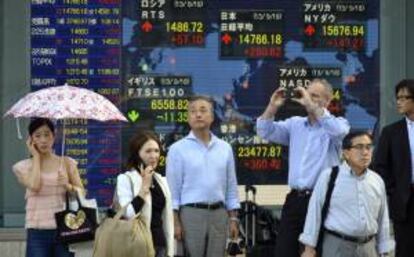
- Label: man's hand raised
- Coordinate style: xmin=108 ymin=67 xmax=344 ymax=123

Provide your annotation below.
xmin=260 ymin=88 xmax=286 ymax=119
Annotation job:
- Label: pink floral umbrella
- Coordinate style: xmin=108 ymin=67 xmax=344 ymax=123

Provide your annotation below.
xmin=4 ymin=84 xmax=128 ymax=158
xmin=4 ymin=83 xmax=127 ymax=122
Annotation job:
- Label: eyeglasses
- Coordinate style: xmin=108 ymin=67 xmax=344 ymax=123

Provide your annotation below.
xmin=396 ymin=95 xmax=413 ymax=101
xmin=349 ymin=144 xmax=373 ymax=151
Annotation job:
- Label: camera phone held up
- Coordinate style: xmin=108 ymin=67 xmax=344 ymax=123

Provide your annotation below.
xmin=277 ymin=87 xmax=302 ymax=99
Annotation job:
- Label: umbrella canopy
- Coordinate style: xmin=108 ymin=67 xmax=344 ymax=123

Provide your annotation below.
xmin=4 ymin=83 xmax=127 ymax=122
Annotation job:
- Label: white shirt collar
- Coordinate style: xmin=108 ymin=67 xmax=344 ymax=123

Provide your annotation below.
xmin=406 ymin=117 xmax=414 ymax=127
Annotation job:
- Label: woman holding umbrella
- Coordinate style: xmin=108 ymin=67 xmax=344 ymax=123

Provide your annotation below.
xmin=12 ymin=117 xmax=83 ymax=257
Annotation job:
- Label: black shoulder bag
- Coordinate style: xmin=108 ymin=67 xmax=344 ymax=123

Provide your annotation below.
xmin=55 ymin=192 xmax=98 ymax=244
xmin=316 ymin=166 xmax=339 ymax=257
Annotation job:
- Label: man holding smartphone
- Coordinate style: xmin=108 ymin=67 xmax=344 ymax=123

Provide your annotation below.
xmin=256 ymin=79 xmax=350 ymax=257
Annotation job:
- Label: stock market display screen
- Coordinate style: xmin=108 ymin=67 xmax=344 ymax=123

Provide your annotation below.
xmin=31 ymin=0 xmax=379 ymax=206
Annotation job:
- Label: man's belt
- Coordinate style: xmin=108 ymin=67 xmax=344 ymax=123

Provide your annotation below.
xmin=325 ymin=228 xmax=375 ymax=244
xmin=184 ymin=202 xmax=224 ymax=210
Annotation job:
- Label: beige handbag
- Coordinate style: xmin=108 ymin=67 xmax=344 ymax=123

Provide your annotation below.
xmin=92 ymin=174 xmax=155 ymax=257
xmin=92 ymin=207 xmax=155 ymax=257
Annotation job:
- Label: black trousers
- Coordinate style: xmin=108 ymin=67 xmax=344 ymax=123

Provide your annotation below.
xmin=394 ymin=192 xmax=414 ymax=257
xmin=274 ymin=190 xmax=311 ymax=257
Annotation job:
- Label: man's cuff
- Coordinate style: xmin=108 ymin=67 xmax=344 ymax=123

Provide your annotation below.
xmin=256 ymin=117 xmax=274 ymax=125
xmin=172 ymin=200 xmax=180 ymax=210
xmin=226 ymin=201 xmax=241 ymax=211
xmin=298 ymin=233 xmax=317 ymax=248
xmin=377 ymin=238 xmax=395 ymax=254
xmin=316 ymin=108 xmax=329 ymax=118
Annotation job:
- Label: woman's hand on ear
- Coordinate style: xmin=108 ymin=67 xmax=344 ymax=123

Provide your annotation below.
xmin=26 ymin=137 xmax=40 ymax=157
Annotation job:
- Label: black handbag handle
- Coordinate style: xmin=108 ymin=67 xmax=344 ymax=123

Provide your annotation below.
xmin=62 ymin=157 xmax=84 ymax=211
xmin=65 ymin=190 xmax=84 ymax=211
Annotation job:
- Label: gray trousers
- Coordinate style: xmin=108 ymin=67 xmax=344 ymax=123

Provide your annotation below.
xmin=180 ymin=207 xmax=228 ymax=257
xmin=322 ymin=233 xmax=379 ymax=257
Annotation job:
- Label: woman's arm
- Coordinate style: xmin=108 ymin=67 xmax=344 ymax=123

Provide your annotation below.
xmin=116 ymin=172 xmax=148 ymax=218
xmin=63 ymin=157 xmax=84 ymax=193
xmin=13 ymin=138 xmax=43 ymax=191
xmin=116 ymin=174 xmax=137 ymax=218
xmin=13 ymin=157 xmax=42 ymax=192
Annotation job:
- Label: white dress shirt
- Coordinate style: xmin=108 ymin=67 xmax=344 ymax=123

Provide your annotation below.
xmin=299 ymin=162 xmax=395 ymax=254
xmin=405 ymin=117 xmax=414 ymax=183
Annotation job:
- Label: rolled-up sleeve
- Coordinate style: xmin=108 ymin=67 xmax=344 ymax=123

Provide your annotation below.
xmin=166 ymin=145 xmax=183 ymax=210
xmin=318 ymin=109 xmax=350 ymax=139
xmin=225 ymin=145 xmax=240 ymax=210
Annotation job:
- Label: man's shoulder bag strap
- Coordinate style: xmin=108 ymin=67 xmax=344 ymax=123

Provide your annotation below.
xmin=316 ymin=166 xmax=339 ymax=257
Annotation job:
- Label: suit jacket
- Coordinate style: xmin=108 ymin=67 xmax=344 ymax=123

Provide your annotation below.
xmin=116 ymin=170 xmax=174 ymax=257
xmin=374 ymin=119 xmax=413 ymax=222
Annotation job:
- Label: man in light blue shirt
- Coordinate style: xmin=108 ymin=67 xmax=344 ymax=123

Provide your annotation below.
xmin=300 ymin=131 xmax=394 ymax=257
xmin=256 ymin=79 xmax=350 ymax=257
xmin=166 ymin=95 xmax=240 ymax=257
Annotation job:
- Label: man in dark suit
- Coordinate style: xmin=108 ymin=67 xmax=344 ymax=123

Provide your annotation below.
xmin=374 ymin=79 xmax=414 ymax=257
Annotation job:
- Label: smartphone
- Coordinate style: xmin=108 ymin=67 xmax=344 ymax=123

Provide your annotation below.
xmin=138 ymin=162 xmax=155 ymax=173
xmin=279 ymin=87 xmax=301 ymax=99
xmin=138 ymin=162 xmax=148 ymax=170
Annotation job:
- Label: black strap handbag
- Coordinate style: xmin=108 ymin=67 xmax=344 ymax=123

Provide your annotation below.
xmin=55 ymin=192 xmax=98 ymax=244
xmin=316 ymin=166 xmax=339 ymax=257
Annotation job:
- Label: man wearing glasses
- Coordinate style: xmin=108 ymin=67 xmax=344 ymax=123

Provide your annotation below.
xmin=374 ymin=79 xmax=414 ymax=257
xmin=300 ymin=131 xmax=394 ymax=257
